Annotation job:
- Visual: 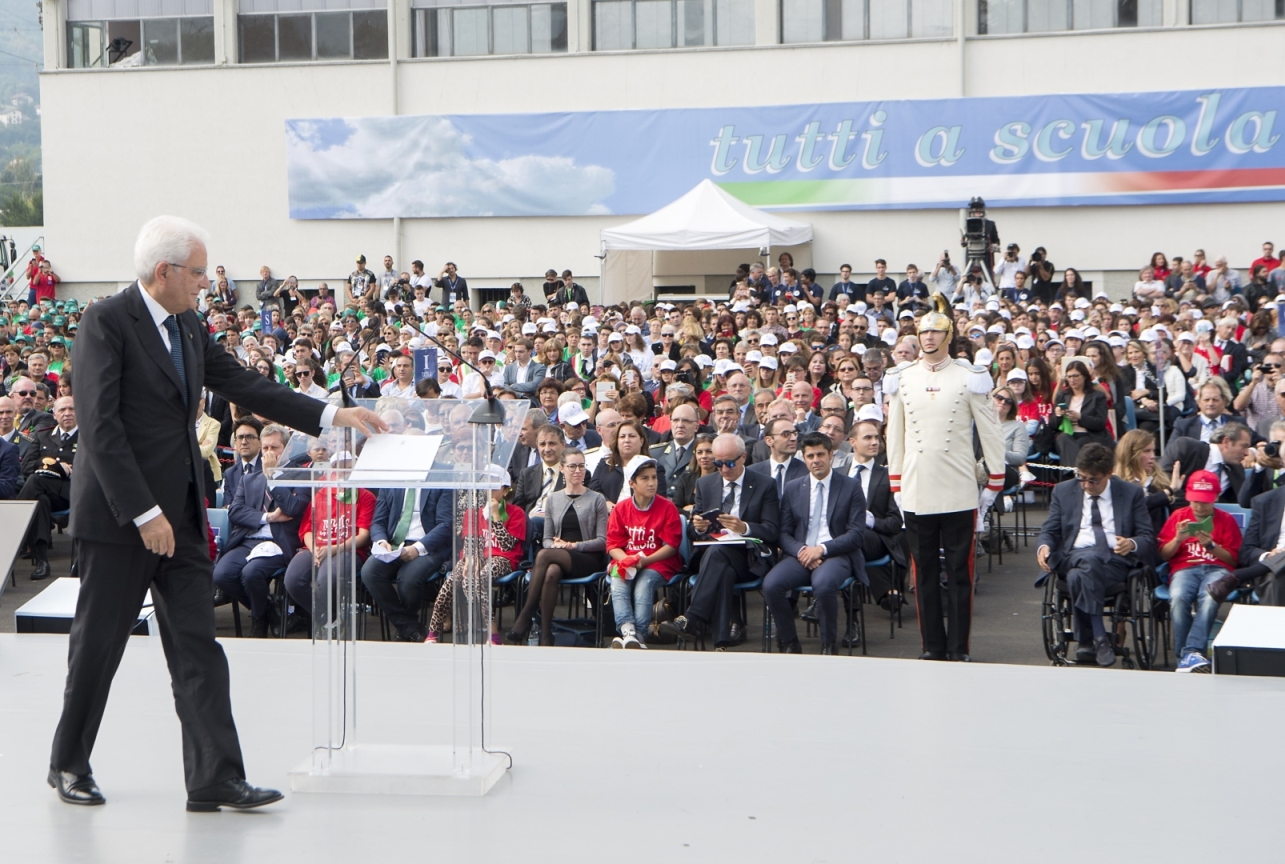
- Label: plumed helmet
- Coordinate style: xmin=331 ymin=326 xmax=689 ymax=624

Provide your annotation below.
xmin=916 ymin=292 xmax=955 ymax=340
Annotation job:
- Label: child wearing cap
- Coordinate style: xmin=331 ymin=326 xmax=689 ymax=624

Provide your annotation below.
xmin=604 ymin=456 xmax=681 ymax=648
xmin=1156 ymin=469 xmax=1243 ymax=673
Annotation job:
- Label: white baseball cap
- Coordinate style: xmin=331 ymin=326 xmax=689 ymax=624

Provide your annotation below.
xmin=778 ymin=342 xmax=799 ymax=354
xmin=758 ymin=356 xmax=779 ymax=370
xmin=658 ymin=358 xmax=677 ymax=371
xmin=521 ymin=323 xmax=537 ymax=335
xmin=745 ymin=350 xmax=763 ymax=363
xmin=1006 ymin=368 xmax=1028 ymax=381
xmin=559 ymin=403 xmax=589 ymax=426
xmin=760 ymin=333 xmax=779 ymax=346
xmin=855 ymin=404 xmax=884 ymax=424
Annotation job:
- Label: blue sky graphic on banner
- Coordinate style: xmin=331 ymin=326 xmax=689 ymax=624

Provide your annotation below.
xmin=285 ymin=87 xmax=1284 ymax=219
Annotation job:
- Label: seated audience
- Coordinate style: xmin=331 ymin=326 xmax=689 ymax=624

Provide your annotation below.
xmin=19 ymin=395 xmax=77 ymax=580
xmin=361 ymin=485 xmax=453 ymax=643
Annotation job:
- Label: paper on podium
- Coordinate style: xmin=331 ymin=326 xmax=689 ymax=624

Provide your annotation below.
xmin=350 ymin=434 xmax=442 ymax=483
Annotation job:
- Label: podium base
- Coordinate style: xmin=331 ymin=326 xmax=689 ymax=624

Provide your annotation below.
xmin=289 ymin=744 xmax=509 ymax=796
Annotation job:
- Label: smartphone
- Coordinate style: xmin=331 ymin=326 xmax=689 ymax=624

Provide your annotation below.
xmin=699 ymin=509 xmax=723 ymax=524
xmin=596 ymin=382 xmax=614 ymax=402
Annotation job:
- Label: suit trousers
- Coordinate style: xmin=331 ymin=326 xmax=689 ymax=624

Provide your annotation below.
xmin=360 ymin=550 xmax=445 ymax=635
xmin=687 ymin=545 xmax=750 ymax=646
xmin=20 ymin=473 xmax=69 ymax=551
xmin=51 ymin=495 xmax=245 ymax=792
xmin=1237 ymin=562 xmax=1285 ymax=607
xmin=863 ymin=533 xmax=896 ymax=601
xmin=764 ymin=556 xmax=853 ymax=647
xmin=212 ymin=540 xmax=292 ymax=621
xmin=1062 ymin=548 xmax=1131 ymax=642
xmin=905 ymin=509 xmax=975 ymax=655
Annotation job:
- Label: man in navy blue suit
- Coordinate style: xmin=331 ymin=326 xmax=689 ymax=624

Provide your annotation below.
xmin=361 ymin=485 xmax=453 ymax=642
xmin=0 ymin=433 xmax=19 ymax=499
xmin=763 ymin=432 xmax=867 ymax=655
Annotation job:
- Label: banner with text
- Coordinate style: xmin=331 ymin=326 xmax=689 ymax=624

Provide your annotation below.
xmin=286 ymin=87 xmax=1284 ymax=219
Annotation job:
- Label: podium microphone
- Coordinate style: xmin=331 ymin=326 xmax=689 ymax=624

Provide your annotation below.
xmin=334 ymin=329 xmax=382 ymax=409
xmin=414 ymin=327 xmax=507 ymax=426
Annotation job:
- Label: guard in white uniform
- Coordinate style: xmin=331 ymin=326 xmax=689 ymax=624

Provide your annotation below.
xmin=886 ymin=293 xmax=1006 ymax=661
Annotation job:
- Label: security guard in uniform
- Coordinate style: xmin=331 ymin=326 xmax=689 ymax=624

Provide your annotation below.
xmin=886 ymin=294 xmax=1006 ymax=662
xmin=19 ymin=395 xmax=78 ymax=580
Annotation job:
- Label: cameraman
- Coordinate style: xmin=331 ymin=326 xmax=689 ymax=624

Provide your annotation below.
xmin=994 ymin=243 xmax=1027 ymax=293
xmin=1234 ymin=353 xmax=1285 ymax=435
xmin=930 ymin=251 xmax=959 ymax=298
xmin=1239 ymin=418 xmax=1285 ymax=507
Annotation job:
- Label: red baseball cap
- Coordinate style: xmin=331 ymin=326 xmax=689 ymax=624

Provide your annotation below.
xmin=1185 ymin=469 xmax=1219 ymax=504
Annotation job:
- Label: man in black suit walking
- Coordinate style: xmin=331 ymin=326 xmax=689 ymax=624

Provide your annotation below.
xmin=662 ymin=433 xmax=779 ymax=649
xmin=48 ymin=216 xmax=384 ymax=811
xmin=1160 ymin=423 xmax=1252 ymax=507
xmin=763 ymin=432 xmax=867 ymax=655
xmin=1037 ymin=444 xmax=1155 ymax=667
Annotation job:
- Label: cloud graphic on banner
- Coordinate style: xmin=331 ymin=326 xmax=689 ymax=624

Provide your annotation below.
xmin=286 ymin=116 xmax=615 ymax=219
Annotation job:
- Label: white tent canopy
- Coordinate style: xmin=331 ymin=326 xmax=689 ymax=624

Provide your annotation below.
xmin=600 ymin=179 xmax=813 ymax=251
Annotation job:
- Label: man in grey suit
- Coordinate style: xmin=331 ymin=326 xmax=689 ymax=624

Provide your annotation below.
xmin=502 ymin=338 xmax=546 ymax=406
xmin=48 ymin=216 xmax=384 ymax=811
xmin=1037 ymin=443 xmax=1155 ymax=668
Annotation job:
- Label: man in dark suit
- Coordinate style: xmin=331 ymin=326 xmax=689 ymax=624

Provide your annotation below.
xmin=361 ymin=486 xmax=453 ymax=642
xmin=49 ymin=216 xmax=383 ymax=811
xmin=1214 ymin=317 xmax=1249 ymax=393
xmin=505 ymin=410 xmax=546 ymax=479
xmin=1037 ymin=443 xmax=1155 ymax=667
xmin=748 ymin=417 xmax=808 ymax=499
xmin=1161 ymin=423 xmax=1252 ymax=507
xmin=650 ymin=403 xmax=698 ymax=499
xmin=1171 ymin=379 xmax=1251 ymax=443
xmin=10 ymin=375 xmax=55 ymax=437
xmin=18 ymin=395 xmax=78 ymax=580
xmin=762 ymin=432 xmax=867 ymax=655
xmin=842 ymin=418 xmax=906 ymax=608
xmin=501 ymin=338 xmax=546 ymax=406
xmin=558 ymin=402 xmax=601 ymax=452
xmin=201 ymin=388 xmax=235 ymax=448
xmin=211 ymin=425 xmax=309 ymax=637
xmin=330 ymin=364 xmax=381 ymax=401
xmin=1238 ymin=423 xmax=1285 ymax=507
xmin=663 ymin=433 xmax=780 ymax=649
xmin=220 ymin=416 xmax=263 ymax=509
xmin=0 ymin=434 xmax=19 ymax=499
xmin=513 ymin=425 xmax=566 ymax=540
xmin=1231 ymin=483 xmax=1285 ymax=606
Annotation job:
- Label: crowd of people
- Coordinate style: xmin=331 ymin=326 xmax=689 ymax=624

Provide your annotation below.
xmin=5 ymin=238 xmax=1285 ymax=667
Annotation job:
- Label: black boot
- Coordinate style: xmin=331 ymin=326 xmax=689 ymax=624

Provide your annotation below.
xmin=249 ymin=616 xmax=270 ymax=638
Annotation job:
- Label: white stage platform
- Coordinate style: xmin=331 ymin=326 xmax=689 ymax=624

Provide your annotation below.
xmin=2 ymin=634 xmax=1283 ymax=863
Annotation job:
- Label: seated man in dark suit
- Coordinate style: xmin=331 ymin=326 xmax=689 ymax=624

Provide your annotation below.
xmin=361 ymin=486 xmax=453 ymax=642
xmin=513 ymin=424 xmax=566 ymax=543
xmin=1161 ymin=422 xmax=1252 ymax=507
xmin=843 ymin=418 xmax=906 ymax=610
xmin=221 ymin=416 xmax=264 ymax=508
xmin=0 ymin=434 xmax=19 ymax=500
xmin=750 ymin=398 xmax=797 ymax=463
xmin=747 ymin=417 xmax=808 ymax=499
xmin=662 ymin=433 xmax=780 ymax=649
xmin=762 ymin=432 xmax=867 ymax=655
xmin=212 ymin=425 xmax=308 ymax=637
xmin=1237 ymin=419 xmax=1285 ymax=507
xmin=559 ymin=402 xmax=601 ymax=452
xmin=1171 ymin=378 xmax=1252 ymax=443
xmin=1037 ymin=443 xmax=1155 ymax=668
xmin=19 ymin=395 xmax=78 ymax=580
xmin=1228 ymin=480 xmax=1285 ymax=606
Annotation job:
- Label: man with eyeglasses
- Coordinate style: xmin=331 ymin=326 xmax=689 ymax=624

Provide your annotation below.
xmin=651 ymin=403 xmax=699 ymax=498
xmin=1037 ymin=443 xmax=1155 ymax=667
xmin=664 ymin=433 xmax=779 ymax=650
xmin=222 ymin=417 xmax=264 ymax=515
xmin=748 ymin=417 xmax=808 ymax=496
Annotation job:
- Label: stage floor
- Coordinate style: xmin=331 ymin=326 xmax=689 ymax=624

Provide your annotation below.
xmin=2 ymin=634 xmax=1282 ymax=863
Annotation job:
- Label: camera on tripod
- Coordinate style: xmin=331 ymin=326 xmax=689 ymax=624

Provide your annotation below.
xmin=962 ymin=196 xmax=990 ymax=261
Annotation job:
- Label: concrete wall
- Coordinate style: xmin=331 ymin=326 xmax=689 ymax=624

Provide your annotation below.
xmin=37 ymin=2 xmax=1285 ymax=302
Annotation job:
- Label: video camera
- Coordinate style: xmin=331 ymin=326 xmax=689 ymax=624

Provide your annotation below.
xmin=962 ymin=196 xmax=990 ymax=260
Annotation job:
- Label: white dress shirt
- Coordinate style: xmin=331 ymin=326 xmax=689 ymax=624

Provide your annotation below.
xmin=848 ymin=457 xmax=876 ymax=528
xmin=1204 ymin=446 xmax=1229 ymax=493
xmin=134 ymin=285 xmax=337 ymax=527
xmin=807 ymin=471 xmax=833 ymax=546
xmin=1073 ymin=489 xmax=1118 ymax=550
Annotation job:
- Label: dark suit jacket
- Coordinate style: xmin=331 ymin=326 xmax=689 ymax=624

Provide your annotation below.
xmin=1057 ymin=388 xmax=1111 ymax=441
xmin=1171 ymin=412 xmax=1249 ymax=443
xmin=330 ymin=380 xmax=381 ymax=401
xmin=747 ymin=456 xmax=809 ymax=496
xmin=15 ymin=408 xmax=55 ymax=437
xmin=1218 ymin=340 xmax=1250 ymax=391
xmin=221 ymin=455 xmax=261 ymax=516
xmin=21 ymin=427 xmax=78 ymax=482
xmin=513 ymin=461 xmax=566 ymax=513
xmin=651 ymin=439 xmax=695 ymax=498
xmin=588 ymin=460 xmax=666 ymax=504
xmin=571 ymin=429 xmax=602 ymax=450
xmin=203 ymin=390 xmax=234 ymax=447
xmin=1036 ymin=477 xmax=1156 ymax=571
xmin=851 ymin=462 xmax=907 ymax=567
xmin=369 ymin=488 xmax=453 ymax=558
xmin=778 ymin=470 xmax=867 ymax=584
xmin=507 ymin=443 xmax=537 ymax=478
xmin=69 ymin=283 xmax=328 ymax=544
xmin=1160 ymin=436 xmax=1245 ymax=506
xmin=222 ymin=468 xmax=308 ymax=557
xmin=0 ymin=435 xmax=19 ymax=499
xmin=688 ymin=468 xmax=780 ymax=576
xmin=1239 ymin=465 xmax=1285 ymax=508
xmin=1238 ymin=485 xmax=1285 ymax=566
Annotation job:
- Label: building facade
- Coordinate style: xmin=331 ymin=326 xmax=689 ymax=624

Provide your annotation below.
xmin=38 ymin=0 xmax=1285 ymax=303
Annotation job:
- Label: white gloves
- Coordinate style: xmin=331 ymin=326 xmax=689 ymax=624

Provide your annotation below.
xmin=978 ymin=487 xmax=999 ymax=516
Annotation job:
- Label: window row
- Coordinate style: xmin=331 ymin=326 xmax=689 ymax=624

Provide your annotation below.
xmin=68 ymin=17 xmax=215 ymax=67
xmin=412 ymin=4 xmax=568 ymax=57
xmin=239 ymin=11 xmax=389 ymax=62
xmin=781 ymin=0 xmax=951 ymax=42
xmin=593 ymin=0 xmax=755 ymax=50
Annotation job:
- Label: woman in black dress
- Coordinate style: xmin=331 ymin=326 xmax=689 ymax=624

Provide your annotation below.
xmin=505 ymin=448 xmax=609 ymax=646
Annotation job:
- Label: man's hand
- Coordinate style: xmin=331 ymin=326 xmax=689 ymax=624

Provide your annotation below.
xmin=333 ymin=406 xmax=389 ymax=437
xmin=797 ymin=544 xmax=825 ymax=568
xmin=399 ymin=545 xmax=421 ymax=562
xmin=264 ymin=507 xmax=290 ymax=523
xmin=261 ymin=449 xmax=280 ymax=472
xmin=1037 ymin=545 xmax=1051 ymax=572
xmin=691 ymin=514 xmax=710 ymax=533
xmin=716 ymin=514 xmax=747 ymax=534
xmin=1114 ymin=536 xmax=1137 ymax=556
xmin=139 ymin=512 xmax=176 ymax=558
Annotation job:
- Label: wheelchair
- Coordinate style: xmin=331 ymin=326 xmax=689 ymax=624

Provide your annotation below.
xmin=1037 ymin=560 xmax=1163 ymax=670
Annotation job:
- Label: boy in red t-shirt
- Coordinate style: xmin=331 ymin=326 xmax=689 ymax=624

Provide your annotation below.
xmin=605 ymin=457 xmax=681 ymax=649
xmin=1157 ymin=469 xmax=1242 ymax=673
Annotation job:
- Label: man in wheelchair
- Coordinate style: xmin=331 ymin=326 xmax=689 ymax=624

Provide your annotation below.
xmin=1037 ymin=444 xmax=1155 ymax=667
xmin=1156 ymin=470 xmax=1243 ymax=673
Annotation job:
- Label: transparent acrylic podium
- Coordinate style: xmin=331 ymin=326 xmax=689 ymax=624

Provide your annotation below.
xmin=269 ymin=396 xmax=528 ymax=796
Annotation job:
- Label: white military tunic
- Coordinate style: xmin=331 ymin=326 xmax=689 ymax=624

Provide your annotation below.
xmin=886 ymin=356 xmax=1006 ymax=515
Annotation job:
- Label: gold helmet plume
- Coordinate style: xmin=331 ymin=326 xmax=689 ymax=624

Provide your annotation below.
xmin=916 ymin=292 xmax=954 ymax=340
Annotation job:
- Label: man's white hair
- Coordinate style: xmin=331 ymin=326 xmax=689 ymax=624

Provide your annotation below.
xmin=134 ymin=215 xmax=210 ymax=284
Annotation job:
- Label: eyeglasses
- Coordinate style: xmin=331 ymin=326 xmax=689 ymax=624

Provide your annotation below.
xmin=167 ymin=263 xmax=208 ymax=278
xmin=712 ymin=457 xmax=743 ymax=468
xmin=234 ymin=433 xmax=258 ymax=441
xmin=1074 ymin=472 xmax=1107 ymax=485
xmin=852 ymin=385 xmax=874 ymax=392
xmin=563 ymin=463 xmax=586 ymax=471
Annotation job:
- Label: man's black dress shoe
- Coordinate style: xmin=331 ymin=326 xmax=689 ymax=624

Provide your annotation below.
xmin=820 ymin=642 xmax=837 ymax=656
xmin=1074 ymin=643 xmax=1096 ymax=664
xmin=919 ymin=651 xmax=947 ymax=661
xmin=187 ymin=778 xmax=284 ymax=812
xmin=48 ymin=768 xmax=105 ymax=805
xmin=781 ymin=638 xmax=803 ymax=654
xmin=31 ymin=559 xmax=51 ymax=581
xmin=948 ymin=652 xmax=972 ymax=662
xmin=660 ymin=615 xmax=704 ymax=641
xmin=728 ymin=622 xmax=746 ymax=645
xmin=800 ymin=601 xmax=818 ymax=623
